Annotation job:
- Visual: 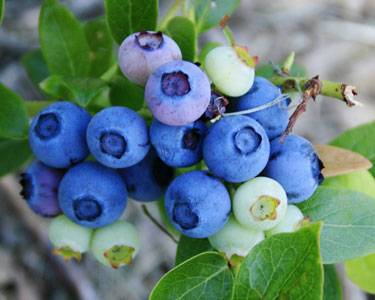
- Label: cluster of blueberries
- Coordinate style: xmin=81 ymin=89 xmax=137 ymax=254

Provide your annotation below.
xmin=20 ymin=31 xmax=324 ymax=268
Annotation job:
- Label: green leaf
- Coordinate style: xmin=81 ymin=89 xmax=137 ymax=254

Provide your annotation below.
xmin=41 ymin=75 xmax=108 ymax=107
xmin=194 ymin=0 xmax=241 ymax=34
xmin=256 ymin=62 xmax=308 ymax=79
xmin=323 ymin=265 xmax=342 ymax=300
xmin=0 ymin=138 xmax=33 ymax=178
xmin=105 ymin=0 xmax=158 ymax=45
xmin=298 ymin=187 xmax=375 ymax=264
xmin=345 ymin=253 xmax=375 ymax=294
xmin=330 ymin=121 xmax=375 ymax=177
xmin=150 ymin=252 xmax=234 ymax=300
xmin=166 ymin=17 xmax=196 ymax=62
xmin=83 ymin=17 xmax=115 ymax=77
xmin=175 ymin=235 xmax=213 ymax=266
xmin=198 ymin=42 xmax=221 ymax=69
xmin=0 ymin=84 xmax=29 ymax=139
xmin=39 ymin=0 xmax=91 ymax=77
xmin=21 ymin=49 xmax=51 ymax=92
xmin=234 ymin=222 xmax=323 ymax=300
xmin=0 ymin=0 xmax=4 ymax=26
xmin=109 ymin=76 xmax=144 ymax=111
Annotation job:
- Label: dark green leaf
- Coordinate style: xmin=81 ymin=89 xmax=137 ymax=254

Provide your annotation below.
xmin=40 ymin=75 xmax=108 ymax=107
xmin=175 ymin=235 xmax=213 ymax=266
xmin=166 ymin=17 xmax=196 ymax=62
xmin=298 ymin=187 xmax=375 ymax=264
xmin=323 ymin=265 xmax=342 ymax=300
xmin=83 ymin=17 xmax=115 ymax=77
xmin=150 ymin=252 xmax=234 ymax=300
xmin=0 ymin=0 xmax=4 ymax=26
xmin=194 ymin=0 xmax=241 ymax=34
xmin=330 ymin=121 xmax=375 ymax=177
xmin=109 ymin=76 xmax=144 ymax=111
xmin=39 ymin=0 xmax=91 ymax=77
xmin=21 ymin=49 xmax=51 ymax=92
xmin=234 ymin=222 xmax=323 ymax=300
xmin=105 ymin=0 xmax=158 ymax=45
xmin=0 ymin=138 xmax=33 ymax=178
xmin=0 ymin=83 xmax=29 ymax=139
xmin=198 ymin=42 xmax=221 ymax=69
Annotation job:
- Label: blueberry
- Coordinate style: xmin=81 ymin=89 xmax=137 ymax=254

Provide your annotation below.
xmin=91 ymin=221 xmax=140 ymax=269
xmin=58 ymin=161 xmax=127 ymax=228
xmin=29 ymin=101 xmax=91 ymax=168
xmin=202 ymin=115 xmax=270 ymax=183
xmin=150 ymin=119 xmax=207 ymax=167
xmin=165 ymin=171 xmax=231 ymax=238
xmin=86 ymin=106 xmax=150 ymax=168
xmin=233 ymin=177 xmax=288 ymax=231
xmin=262 ymin=134 xmax=325 ymax=203
xmin=118 ymin=148 xmax=174 ymax=202
xmin=19 ymin=160 xmax=64 ymax=217
xmin=227 ymin=76 xmax=290 ymax=140
xmin=204 ymin=46 xmax=255 ymax=97
xmin=208 ymin=216 xmax=264 ymax=258
xmin=118 ymin=31 xmax=182 ymax=86
xmin=145 ymin=60 xmax=211 ymax=126
xmin=49 ymin=215 xmax=93 ymax=262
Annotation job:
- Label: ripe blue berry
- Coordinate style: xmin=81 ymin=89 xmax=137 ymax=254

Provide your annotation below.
xmin=49 ymin=215 xmax=93 ymax=262
xmin=204 ymin=46 xmax=255 ymax=97
xmin=118 ymin=148 xmax=174 ymax=202
xmin=150 ymin=119 xmax=207 ymax=167
xmin=203 ymin=115 xmax=270 ymax=183
xmin=145 ymin=60 xmax=211 ymax=126
xmin=262 ymin=134 xmax=324 ymax=204
xmin=118 ymin=31 xmax=182 ymax=86
xmin=19 ymin=160 xmax=64 ymax=217
xmin=165 ymin=171 xmax=231 ymax=238
xmin=233 ymin=177 xmax=288 ymax=231
xmin=58 ymin=162 xmax=127 ymax=228
xmin=91 ymin=221 xmax=140 ymax=269
xmin=86 ymin=106 xmax=150 ymax=168
xmin=228 ymin=76 xmax=290 ymax=140
xmin=208 ymin=216 xmax=264 ymax=258
xmin=29 ymin=101 xmax=91 ymax=168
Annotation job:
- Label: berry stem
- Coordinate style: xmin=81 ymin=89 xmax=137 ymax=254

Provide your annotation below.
xmin=24 ymin=100 xmax=57 ymax=116
xmin=220 ymin=15 xmax=236 ymax=45
xmin=158 ymin=0 xmax=186 ymax=31
xmin=269 ymin=75 xmax=359 ymax=106
xmin=141 ymin=204 xmax=178 ymax=244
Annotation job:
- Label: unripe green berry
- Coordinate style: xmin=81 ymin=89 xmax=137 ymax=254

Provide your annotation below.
xmin=265 ymin=205 xmax=305 ymax=237
xmin=233 ymin=177 xmax=288 ymax=231
xmin=48 ymin=215 xmax=93 ymax=262
xmin=91 ymin=220 xmax=140 ymax=269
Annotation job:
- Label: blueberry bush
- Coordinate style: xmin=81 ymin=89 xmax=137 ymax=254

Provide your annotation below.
xmin=1 ymin=0 xmax=374 ymax=299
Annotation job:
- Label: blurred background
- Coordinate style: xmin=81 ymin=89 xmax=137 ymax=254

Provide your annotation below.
xmin=0 ymin=0 xmax=374 ymax=299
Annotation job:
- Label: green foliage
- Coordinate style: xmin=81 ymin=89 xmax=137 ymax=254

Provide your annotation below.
xmin=175 ymin=235 xmax=212 ymax=266
xmin=109 ymin=76 xmax=144 ymax=111
xmin=194 ymin=0 xmax=241 ymax=34
xmin=298 ymin=187 xmax=375 ymax=264
xmin=234 ymin=223 xmax=323 ymax=300
xmin=150 ymin=252 xmax=234 ymax=300
xmin=0 ymin=84 xmax=29 ymax=139
xmin=39 ymin=0 xmax=91 ymax=77
xmin=345 ymin=253 xmax=375 ymax=294
xmin=323 ymin=265 xmax=342 ymax=300
xmin=83 ymin=17 xmax=115 ymax=77
xmin=0 ymin=0 xmax=3 ymax=26
xmin=40 ymin=75 xmax=108 ymax=107
xmin=255 ymin=62 xmax=308 ymax=79
xmin=0 ymin=138 xmax=33 ymax=178
xmin=166 ymin=17 xmax=196 ymax=62
xmin=21 ymin=49 xmax=51 ymax=93
xmin=330 ymin=121 xmax=375 ymax=177
xmin=105 ymin=0 xmax=158 ymax=45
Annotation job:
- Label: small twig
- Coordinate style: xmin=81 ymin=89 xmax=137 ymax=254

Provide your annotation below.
xmin=280 ymin=75 xmax=322 ymax=143
xmin=141 ymin=204 xmax=178 ymax=244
